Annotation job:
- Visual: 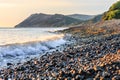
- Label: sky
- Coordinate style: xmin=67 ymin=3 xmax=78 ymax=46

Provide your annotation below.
xmin=0 ymin=0 xmax=118 ymax=27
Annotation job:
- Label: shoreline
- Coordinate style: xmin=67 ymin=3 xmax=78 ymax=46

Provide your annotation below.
xmin=0 ymin=36 xmax=67 ymax=69
xmin=0 ymin=30 xmax=120 ymax=79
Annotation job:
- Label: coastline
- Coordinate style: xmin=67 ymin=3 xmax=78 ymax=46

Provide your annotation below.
xmin=0 ymin=26 xmax=120 ymax=79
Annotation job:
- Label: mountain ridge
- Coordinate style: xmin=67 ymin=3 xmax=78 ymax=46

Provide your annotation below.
xmin=15 ymin=13 xmax=81 ymax=28
xmin=15 ymin=13 xmax=96 ymax=28
xmin=68 ymin=14 xmax=95 ymax=21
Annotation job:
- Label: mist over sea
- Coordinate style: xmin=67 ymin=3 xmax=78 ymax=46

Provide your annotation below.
xmin=0 ymin=27 xmax=67 ymax=68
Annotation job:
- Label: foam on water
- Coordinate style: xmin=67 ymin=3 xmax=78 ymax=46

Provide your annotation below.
xmin=0 ymin=38 xmax=66 ymax=67
xmin=0 ymin=28 xmax=67 ymax=68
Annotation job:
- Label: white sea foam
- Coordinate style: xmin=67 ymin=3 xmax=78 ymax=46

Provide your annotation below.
xmin=0 ymin=28 xmax=67 ymax=68
xmin=0 ymin=38 xmax=66 ymax=68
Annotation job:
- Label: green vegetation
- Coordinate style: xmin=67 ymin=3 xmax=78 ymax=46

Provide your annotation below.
xmin=102 ymin=1 xmax=120 ymax=20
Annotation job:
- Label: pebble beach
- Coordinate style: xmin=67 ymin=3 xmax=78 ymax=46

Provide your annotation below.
xmin=0 ymin=21 xmax=120 ymax=80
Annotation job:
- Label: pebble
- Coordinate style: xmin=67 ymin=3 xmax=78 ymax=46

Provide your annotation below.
xmin=102 ymin=71 xmax=110 ymax=78
xmin=112 ymin=76 xmax=120 ymax=80
xmin=117 ymin=49 xmax=120 ymax=54
xmin=93 ymin=66 xmax=103 ymax=71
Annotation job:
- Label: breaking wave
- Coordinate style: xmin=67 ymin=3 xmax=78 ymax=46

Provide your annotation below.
xmin=0 ymin=38 xmax=66 ymax=68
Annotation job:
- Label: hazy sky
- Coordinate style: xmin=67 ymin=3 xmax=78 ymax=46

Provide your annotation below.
xmin=0 ymin=0 xmax=117 ymax=27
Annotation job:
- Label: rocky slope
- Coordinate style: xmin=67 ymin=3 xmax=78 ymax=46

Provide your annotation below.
xmin=15 ymin=13 xmax=81 ymax=28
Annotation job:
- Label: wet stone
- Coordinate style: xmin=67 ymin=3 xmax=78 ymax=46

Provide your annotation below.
xmin=102 ymin=71 xmax=110 ymax=78
xmin=112 ymin=76 xmax=120 ymax=80
xmin=7 ymin=63 xmax=13 ymax=66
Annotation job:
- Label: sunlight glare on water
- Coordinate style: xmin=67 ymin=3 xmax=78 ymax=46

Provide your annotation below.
xmin=0 ymin=28 xmax=66 ymax=46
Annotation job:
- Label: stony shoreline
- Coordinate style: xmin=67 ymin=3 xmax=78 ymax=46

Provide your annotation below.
xmin=0 ymin=29 xmax=120 ymax=79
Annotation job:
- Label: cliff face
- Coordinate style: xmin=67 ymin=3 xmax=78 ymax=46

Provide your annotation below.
xmin=15 ymin=13 xmax=81 ymax=28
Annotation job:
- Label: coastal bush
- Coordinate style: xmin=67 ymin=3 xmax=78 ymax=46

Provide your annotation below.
xmin=109 ymin=1 xmax=120 ymax=11
xmin=102 ymin=1 xmax=120 ymax=20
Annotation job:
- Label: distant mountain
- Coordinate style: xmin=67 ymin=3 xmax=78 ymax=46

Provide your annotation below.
xmin=15 ymin=13 xmax=81 ymax=28
xmin=68 ymin=14 xmax=95 ymax=21
xmin=88 ymin=14 xmax=103 ymax=23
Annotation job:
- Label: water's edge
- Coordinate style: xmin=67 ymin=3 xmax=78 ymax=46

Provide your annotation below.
xmin=0 ymin=28 xmax=68 ymax=68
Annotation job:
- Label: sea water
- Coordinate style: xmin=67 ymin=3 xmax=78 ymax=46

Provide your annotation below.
xmin=0 ymin=27 xmax=67 ymax=68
